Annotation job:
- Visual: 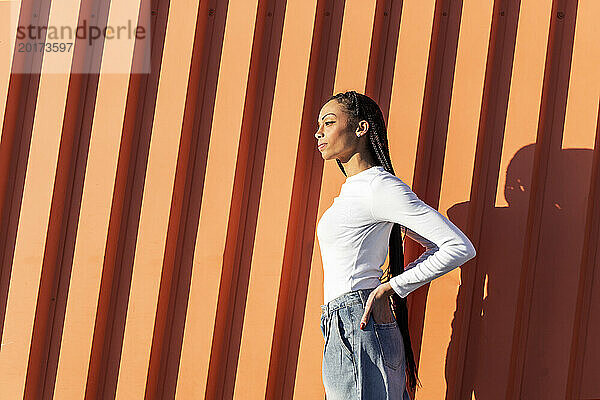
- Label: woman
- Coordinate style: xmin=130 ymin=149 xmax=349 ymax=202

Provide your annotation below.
xmin=315 ymin=91 xmax=476 ymax=399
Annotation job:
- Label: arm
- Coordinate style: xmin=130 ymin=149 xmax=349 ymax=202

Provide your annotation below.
xmin=370 ymin=174 xmax=476 ymax=298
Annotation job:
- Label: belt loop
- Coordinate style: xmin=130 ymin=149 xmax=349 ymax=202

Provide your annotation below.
xmin=322 ymin=302 xmax=329 ymax=317
xmin=358 ymin=287 xmax=374 ymax=307
xmin=358 ymin=289 xmax=366 ymax=307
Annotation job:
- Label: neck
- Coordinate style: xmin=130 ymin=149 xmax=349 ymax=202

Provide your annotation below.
xmin=340 ymin=154 xmax=377 ymax=178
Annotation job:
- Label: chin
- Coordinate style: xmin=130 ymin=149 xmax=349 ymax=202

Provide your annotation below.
xmin=320 ymin=151 xmax=337 ymax=161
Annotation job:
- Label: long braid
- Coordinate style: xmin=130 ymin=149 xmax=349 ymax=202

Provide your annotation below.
xmin=326 ymin=90 xmax=422 ymax=393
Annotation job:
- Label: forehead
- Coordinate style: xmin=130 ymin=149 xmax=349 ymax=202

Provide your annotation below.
xmin=318 ymin=100 xmax=343 ymax=120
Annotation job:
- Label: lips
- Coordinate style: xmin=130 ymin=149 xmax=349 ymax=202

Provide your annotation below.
xmin=318 ymin=143 xmax=327 ymax=151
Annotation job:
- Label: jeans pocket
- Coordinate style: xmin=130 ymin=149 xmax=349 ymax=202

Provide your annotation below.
xmin=321 ymin=312 xmax=332 ymax=353
xmin=373 ymin=321 xmax=402 ymax=370
xmin=335 ymin=309 xmax=354 ymax=359
xmin=372 ymin=301 xmax=395 ymax=325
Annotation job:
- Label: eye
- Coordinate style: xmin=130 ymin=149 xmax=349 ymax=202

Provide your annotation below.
xmin=325 ymin=121 xmax=334 ymax=125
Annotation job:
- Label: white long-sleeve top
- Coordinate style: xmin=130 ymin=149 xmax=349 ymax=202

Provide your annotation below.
xmin=316 ymin=165 xmax=476 ymax=304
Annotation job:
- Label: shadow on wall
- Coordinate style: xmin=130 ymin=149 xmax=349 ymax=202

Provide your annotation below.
xmin=444 ymin=143 xmax=598 ymax=399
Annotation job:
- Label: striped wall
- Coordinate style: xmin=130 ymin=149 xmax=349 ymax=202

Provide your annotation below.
xmin=0 ymin=0 xmax=598 ymax=399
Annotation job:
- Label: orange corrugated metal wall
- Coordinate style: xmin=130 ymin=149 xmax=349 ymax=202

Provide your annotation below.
xmin=0 ymin=0 xmax=598 ymax=398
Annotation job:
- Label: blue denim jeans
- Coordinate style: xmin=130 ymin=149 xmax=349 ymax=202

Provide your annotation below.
xmin=320 ymin=287 xmax=412 ymax=400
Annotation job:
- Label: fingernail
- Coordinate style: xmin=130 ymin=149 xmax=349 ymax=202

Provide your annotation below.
xmin=360 ymin=322 xmax=364 ymax=330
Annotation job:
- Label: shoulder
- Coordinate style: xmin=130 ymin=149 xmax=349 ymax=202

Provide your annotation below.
xmin=367 ymin=169 xmax=427 ymax=222
xmin=368 ymin=169 xmax=412 ymax=194
xmin=368 ymin=169 xmax=425 ymax=215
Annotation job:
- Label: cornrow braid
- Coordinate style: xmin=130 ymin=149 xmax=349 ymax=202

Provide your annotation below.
xmin=368 ymin=124 xmax=392 ymax=172
xmin=326 ymin=90 xmax=422 ymax=394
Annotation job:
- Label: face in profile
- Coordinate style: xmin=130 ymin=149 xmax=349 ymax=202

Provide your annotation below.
xmin=315 ymin=100 xmax=360 ymax=162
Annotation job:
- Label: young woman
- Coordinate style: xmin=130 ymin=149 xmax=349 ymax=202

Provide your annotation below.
xmin=315 ymin=91 xmax=476 ymax=399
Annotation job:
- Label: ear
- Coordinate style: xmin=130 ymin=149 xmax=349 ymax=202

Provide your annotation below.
xmin=355 ymin=120 xmax=369 ymax=137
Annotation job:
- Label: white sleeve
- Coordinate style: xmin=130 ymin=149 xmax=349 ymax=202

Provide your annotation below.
xmin=369 ymin=174 xmax=476 ymax=298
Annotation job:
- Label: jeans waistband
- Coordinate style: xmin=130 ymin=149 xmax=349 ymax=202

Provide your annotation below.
xmin=320 ymin=287 xmax=377 ymax=318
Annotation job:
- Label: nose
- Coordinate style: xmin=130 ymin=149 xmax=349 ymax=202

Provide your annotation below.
xmin=315 ymin=126 xmax=323 ymax=140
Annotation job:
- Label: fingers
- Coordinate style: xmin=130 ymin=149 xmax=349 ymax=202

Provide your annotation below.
xmin=360 ymin=296 xmax=373 ymax=330
xmin=360 ymin=285 xmax=395 ymax=330
xmin=360 ymin=292 xmax=394 ymax=330
xmin=360 ymin=308 xmax=369 ymax=330
xmin=375 ymin=300 xmax=394 ymax=324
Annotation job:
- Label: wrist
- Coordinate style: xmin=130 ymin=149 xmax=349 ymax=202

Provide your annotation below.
xmin=381 ymin=282 xmax=395 ymax=297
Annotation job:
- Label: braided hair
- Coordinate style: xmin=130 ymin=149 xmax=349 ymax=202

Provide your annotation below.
xmin=326 ymin=90 xmax=422 ymax=393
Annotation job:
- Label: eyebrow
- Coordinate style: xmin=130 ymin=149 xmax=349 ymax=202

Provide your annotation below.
xmin=317 ymin=112 xmax=336 ymax=125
